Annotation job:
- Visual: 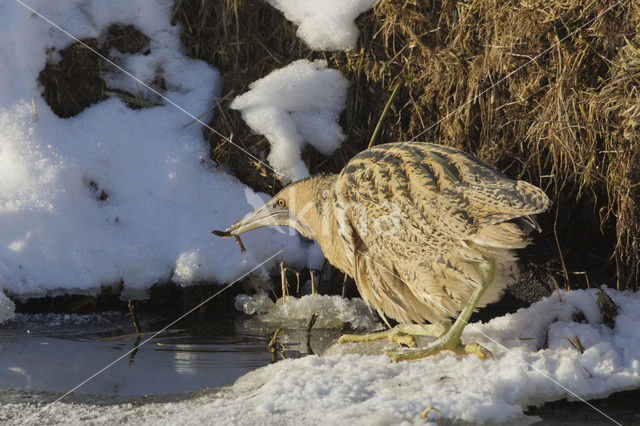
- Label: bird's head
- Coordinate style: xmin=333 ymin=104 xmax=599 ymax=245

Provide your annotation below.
xmin=225 ymin=174 xmax=337 ymax=241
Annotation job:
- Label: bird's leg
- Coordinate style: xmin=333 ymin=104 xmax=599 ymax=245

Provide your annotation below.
xmin=396 ymin=323 xmax=450 ymax=338
xmin=386 ymin=259 xmax=496 ymax=361
xmin=338 ymin=323 xmax=450 ymax=348
xmin=338 ymin=327 xmax=415 ymax=347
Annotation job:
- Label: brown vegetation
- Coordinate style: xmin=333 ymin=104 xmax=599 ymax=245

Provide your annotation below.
xmin=34 ymin=0 xmax=639 ymax=299
xmin=174 ymin=0 xmax=639 ymax=290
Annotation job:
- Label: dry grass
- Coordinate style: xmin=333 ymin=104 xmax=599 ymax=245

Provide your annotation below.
xmin=173 ymin=0 xmax=639 ymax=290
xmin=34 ymin=1 xmax=637 ymax=292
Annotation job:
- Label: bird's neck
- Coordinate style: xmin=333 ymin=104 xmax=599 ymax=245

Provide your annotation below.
xmin=289 ymin=175 xmax=353 ymax=275
xmin=289 ymin=174 xmax=336 ymax=239
xmin=316 ymin=205 xmax=354 ymax=275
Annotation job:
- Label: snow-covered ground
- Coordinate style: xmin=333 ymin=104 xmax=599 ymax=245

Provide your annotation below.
xmin=265 ymin=0 xmax=378 ymax=51
xmin=0 ymin=0 xmax=326 ymax=319
xmin=3 ymin=289 xmax=639 ymax=424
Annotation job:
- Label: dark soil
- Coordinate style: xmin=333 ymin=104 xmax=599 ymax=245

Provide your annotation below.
xmin=103 ymin=24 xmax=150 ymax=54
xmin=38 ymin=39 xmax=107 ymax=118
xmin=37 ymin=24 xmax=156 ymax=117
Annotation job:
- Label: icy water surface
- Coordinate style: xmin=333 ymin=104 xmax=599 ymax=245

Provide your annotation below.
xmin=0 ymin=312 xmax=337 ymax=396
xmin=0 ymin=312 xmax=638 ymax=425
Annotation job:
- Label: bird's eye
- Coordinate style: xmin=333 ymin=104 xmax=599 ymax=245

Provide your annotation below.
xmin=276 ymin=198 xmax=286 ymax=208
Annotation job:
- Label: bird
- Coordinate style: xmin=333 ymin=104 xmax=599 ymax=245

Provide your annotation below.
xmin=224 ymin=142 xmax=550 ymax=360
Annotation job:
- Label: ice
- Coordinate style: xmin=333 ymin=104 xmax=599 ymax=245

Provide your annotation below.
xmin=235 ymin=293 xmax=381 ymax=330
xmin=4 ymin=289 xmax=639 ymax=424
xmin=0 ymin=0 xmax=317 ymax=306
xmin=230 ymin=59 xmax=349 ymax=182
xmin=0 ymin=291 xmax=15 ymax=323
xmin=265 ymin=0 xmax=378 ymax=51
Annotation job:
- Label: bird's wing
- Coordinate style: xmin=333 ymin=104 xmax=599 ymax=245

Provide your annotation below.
xmin=334 ymin=142 xmax=549 ymax=261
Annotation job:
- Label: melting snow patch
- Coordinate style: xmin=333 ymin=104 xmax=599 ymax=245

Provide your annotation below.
xmin=0 ymin=0 xmax=316 ymax=301
xmin=230 ymin=59 xmax=349 ymax=182
xmin=235 ymin=293 xmax=381 ymax=331
xmin=265 ymin=0 xmax=378 ymax=51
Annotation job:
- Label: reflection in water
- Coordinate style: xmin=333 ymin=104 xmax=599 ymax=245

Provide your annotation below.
xmin=128 ymin=335 xmax=141 ymax=367
xmin=0 ymin=313 xmax=339 ymax=396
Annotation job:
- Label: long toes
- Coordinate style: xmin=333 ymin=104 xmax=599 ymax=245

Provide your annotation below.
xmin=337 ymin=335 xmax=356 ymax=344
xmin=389 ymin=332 xmax=417 ymax=347
xmin=460 ymin=343 xmax=493 ymax=360
xmin=385 ymin=341 xmax=494 ymax=362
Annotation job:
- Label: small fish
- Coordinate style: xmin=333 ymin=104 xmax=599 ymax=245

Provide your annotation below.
xmin=212 ymin=230 xmax=248 ymax=254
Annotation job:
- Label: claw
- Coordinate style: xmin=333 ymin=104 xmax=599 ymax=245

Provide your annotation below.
xmin=389 ymin=331 xmax=417 ymax=347
xmin=449 ymin=342 xmax=493 ymax=359
xmin=462 ymin=343 xmax=493 ymax=360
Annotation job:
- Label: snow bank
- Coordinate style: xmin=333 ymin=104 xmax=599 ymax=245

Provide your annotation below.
xmin=0 ymin=0 xmax=318 ymax=303
xmin=230 ymin=59 xmax=349 ymax=182
xmin=235 ymin=293 xmax=381 ymax=330
xmin=4 ymin=289 xmax=639 ymax=424
xmin=265 ymin=0 xmax=378 ymax=51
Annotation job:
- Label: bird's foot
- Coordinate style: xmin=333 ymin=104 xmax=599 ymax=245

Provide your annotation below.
xmin=338 ymin=323 xmax=449 ymax=347
xmin=385 ymin=339 xmax=493 ymax=362
xmin=338 ymin=328 xmax=417 ymax=347
xmin=389 ymin=331 xmax=417 ymax=347
xmin=384 ymin=260 xmax=497 ymax=362
xmin=456 ymin=343 xmax=493 ymax=360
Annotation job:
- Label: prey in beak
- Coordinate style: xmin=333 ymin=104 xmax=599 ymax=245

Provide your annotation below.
xmin=212 ymin=197 xmax=291 ymax=254
xmin=224 ymin=199 xmax=290 ymax=235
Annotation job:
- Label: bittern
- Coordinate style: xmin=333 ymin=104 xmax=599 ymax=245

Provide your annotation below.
xmin=224 ymin=142 xmax=549 ymax=361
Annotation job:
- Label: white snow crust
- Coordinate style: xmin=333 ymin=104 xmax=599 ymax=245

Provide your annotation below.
xmin=0 ymin=291 xmax=15 ymax=323
xmin=0 ymin=0 xmax=318 ymax=306
xmin=3 ymin=289 xmax=639 ymax=424
xmin=230 ymin=59 xmax=349 ymax=182
xmin=235 ymin=293 xmax=381 ymax=330
xmin=265 ymin=0 xmax=378 ymax=51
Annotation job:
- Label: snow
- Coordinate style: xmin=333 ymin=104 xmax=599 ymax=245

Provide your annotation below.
xmin=230 ymin=59 xmax=349 ymax=182
xmin=2 ymin=2 xmax=639 ymax=424
xmin=0 ymin=0 xmax=319 ymax=308
xmin=235 ymin=293 xmax=381 ymax=330
xmin=3 ymin=289 xmax=639 ymax=424
xmin=265 ymin=0 xmax=378 ymax=51
xmin=0 ymin=291 xmax=15 ymax=323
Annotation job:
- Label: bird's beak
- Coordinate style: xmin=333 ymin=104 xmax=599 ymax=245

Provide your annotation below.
xmin=225 ymin=204 xmax=289 ymax=235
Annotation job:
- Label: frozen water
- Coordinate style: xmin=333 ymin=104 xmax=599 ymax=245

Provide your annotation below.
xmin=0 ymin=291 xmax=15 ymax=323
xmin=235 ymin=293 xmax=381 ymax=331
